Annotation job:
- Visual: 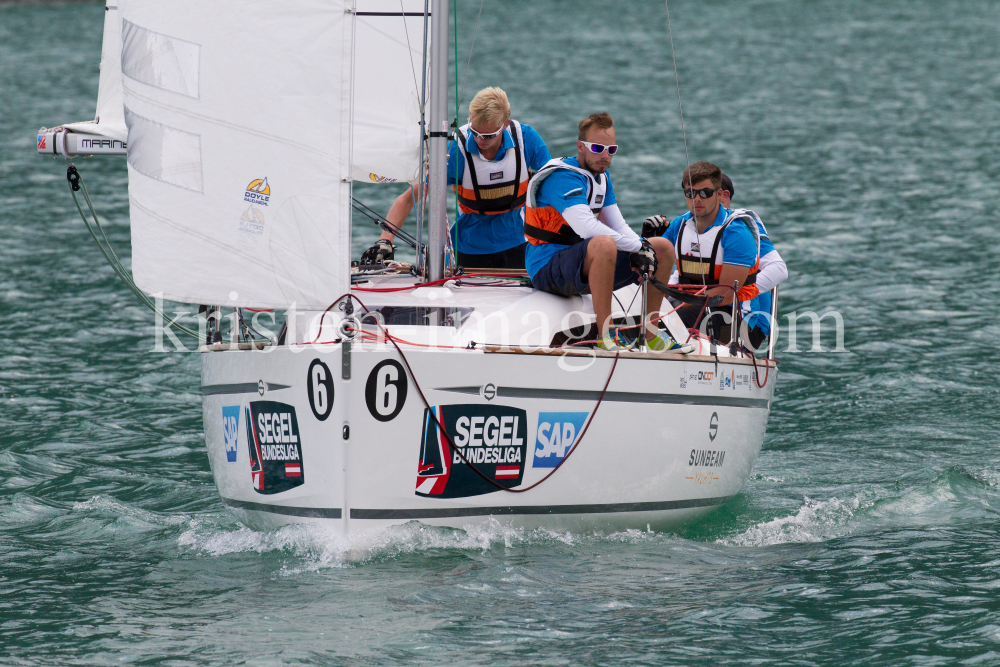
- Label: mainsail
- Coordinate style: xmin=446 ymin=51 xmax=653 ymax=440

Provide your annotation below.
xmin=117 ymin=0 xmax=428 ymax=309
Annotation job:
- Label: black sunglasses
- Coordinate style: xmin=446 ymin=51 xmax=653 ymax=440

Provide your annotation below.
xmin=682 ymin=187 xmax=718 ymax=200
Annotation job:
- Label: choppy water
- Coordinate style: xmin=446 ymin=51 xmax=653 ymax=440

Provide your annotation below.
xmin=3 ymin=0 xmax=1000 ymax=664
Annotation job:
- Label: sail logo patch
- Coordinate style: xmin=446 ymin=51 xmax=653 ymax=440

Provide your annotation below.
xmin=238 ymin=205 xmax=265 ymax=237
xmin=244 ymin=401 xmax=305 ymax=495
xmin=369 ymin=172 xmax=397 ymax=183
xmin=415 ymin=404 xmax=527 ymax=498
xmin=244 ymin=178 xmax=271 ymax=206
xmin=532 ymin=412 xmax=588 ymax=468
xmin=222 ymin=405 xmax=240 ymax=463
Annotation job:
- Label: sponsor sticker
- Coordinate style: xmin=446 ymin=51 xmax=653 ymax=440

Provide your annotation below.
xmin=244 ymin=178 xmax=271 ymax=206
xmin=244 ymin=401 xmax=305 ymax=495
xmin=595 ymin=194 xmax=604 ymax=204
xmin=415 ymin=404 xmax=527 ymax=498
xmin=222 ymin=405 xmax=240 ymax=463
xmin=369 ymin=172 xmax=397 ymax=183
xmin=37 ymin=134 xmax=46 ymax=150
xmin=489 ymin=171 xmax=504 ymax=181
xmin=532 ymin=412 xmax=588 ymax=468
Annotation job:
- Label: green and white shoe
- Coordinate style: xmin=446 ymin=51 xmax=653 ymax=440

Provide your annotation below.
xmin=596 ymin=332 xmax=629 ymax=351
xmin=646 ymin=332 xmax=695 ymax=353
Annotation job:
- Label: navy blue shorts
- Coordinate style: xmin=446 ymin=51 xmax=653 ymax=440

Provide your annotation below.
xmin=531 ymin=239 xmax=639 ymax=297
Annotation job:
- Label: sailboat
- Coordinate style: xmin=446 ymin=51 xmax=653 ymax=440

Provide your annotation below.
xmin=38 ymin=0 xmax=778 ymax=533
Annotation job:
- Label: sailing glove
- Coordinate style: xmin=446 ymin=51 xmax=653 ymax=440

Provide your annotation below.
xmin=641 ymin=215 xmax=668 ymax=239
xmin=629 ymin=238 xmax=658 ymax=275
xmin=360 ymin=239 xmax=395 ymax=265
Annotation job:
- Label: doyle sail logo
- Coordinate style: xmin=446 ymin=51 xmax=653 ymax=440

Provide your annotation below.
xmin=415 ymin=404 xmax=527 ymax=498
xmin=244 ymin=178 xmax=271 ymax=206
xmin=222 ymin=405 xmax=240 ymax=463
xmin=239 ymin=204 xmax=265 ymax=236
xmin=533 ymin=412 xmax=588 ymax=468
xmin=244 ymin=401 xmax=305 ymax=495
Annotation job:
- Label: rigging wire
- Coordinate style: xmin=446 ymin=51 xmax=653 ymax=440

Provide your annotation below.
xmin=457 ymin=0 xmax=485 ymax=108
xmin=65 ymin=164 xmax=205 ymax=342
xmin=397 ymin=0 xmax=422 ymax=109
xmin=664 ymin=0 xmax=712 ymax=343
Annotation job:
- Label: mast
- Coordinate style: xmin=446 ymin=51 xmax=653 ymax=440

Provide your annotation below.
xmin=426 ymin=0 xmax=450 ymax=281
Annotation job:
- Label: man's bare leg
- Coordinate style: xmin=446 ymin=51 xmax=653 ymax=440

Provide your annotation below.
xmin=581 ymin=235 xmax=618 ymax=339
xmin=643 ymin=236 xmax=676 ymax=341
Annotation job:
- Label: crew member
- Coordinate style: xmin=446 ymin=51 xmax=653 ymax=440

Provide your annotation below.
xmin=719 ymin=175 xmax=787 ymax=350
xmin=641 ymin=172 xmax=786 ymax=350
xmin=360 ymin=87 xmax=551 ymax=269
xmin=524 ymin=112 xmax=684 ymax=351
xmin=651 ymin=162 xmax=760 ymax=342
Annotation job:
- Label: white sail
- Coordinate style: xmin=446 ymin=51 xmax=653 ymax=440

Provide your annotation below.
xmin=118 ymin=0 xmax=428 ymax=309
xmin=39 ymin=1 xmax=127 ymax=154
xmin=350 ymin=0 xmax=429 ymax=184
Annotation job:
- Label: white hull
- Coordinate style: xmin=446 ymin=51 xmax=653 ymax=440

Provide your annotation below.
xmin=201 ymin=282 xmax=775 ymax=534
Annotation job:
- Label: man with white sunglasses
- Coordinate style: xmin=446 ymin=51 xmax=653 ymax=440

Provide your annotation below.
xmin=523 ymin=112 xmax=685 ymax=351
xmin=360 ymin=87 xmax=551 ymax=269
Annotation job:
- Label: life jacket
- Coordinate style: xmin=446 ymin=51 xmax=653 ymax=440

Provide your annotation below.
xmin=454 ymin=120 xmax=530 ymax=215
xmin=675 ymin=208 xmax=761 ymax=301
xmin=523 ymin=158 xmax=608 ymax=246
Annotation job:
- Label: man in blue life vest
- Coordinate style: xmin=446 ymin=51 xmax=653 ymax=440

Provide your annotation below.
xmin=360 ymin=87 xmax=551 ymax=269
xmin=642 ymin=172 xmax=787 ymax=350
xmin=523 ymin=112 xmax=684 ymax=352
xmin=643 ymin=162 xmax=760 ymax=342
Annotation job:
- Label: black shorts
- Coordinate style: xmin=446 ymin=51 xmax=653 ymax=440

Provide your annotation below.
xmin=457 ymin=243 xmax=526 ymax=270
xmin=531 ymin=239 xmax=639 ymax=297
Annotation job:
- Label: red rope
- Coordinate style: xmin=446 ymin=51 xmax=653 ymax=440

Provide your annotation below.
xmin=349 ymin=293 xmax=620 ymax=494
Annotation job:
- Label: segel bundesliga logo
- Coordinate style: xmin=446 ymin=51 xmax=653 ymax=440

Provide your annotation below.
xmin=533 ymin=412 xmax=588 ymax=468
xmin=222 ymin=405 xmax=240 ymax=463
xmin=244 ymin=401 xmax=305 ymax=495
xmin=415 ymin=404 xmax=527 ymax=498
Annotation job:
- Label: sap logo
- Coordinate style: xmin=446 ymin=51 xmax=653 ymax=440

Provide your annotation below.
xmin=490 ymin=171 xmax=504 ymax=181
xmin=244 ymin=178 xmax=271 ymax=206
xmin=533 ymin=412 xmax=588 ymax=468
xmin=222 ymin=405 xmax=240 ymax=462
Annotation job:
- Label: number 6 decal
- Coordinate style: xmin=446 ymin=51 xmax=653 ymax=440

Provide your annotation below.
xmin=365 ymin=360 xmax=408 ymax=422
xmin=307 ymin=359 xmax=334 ymax=421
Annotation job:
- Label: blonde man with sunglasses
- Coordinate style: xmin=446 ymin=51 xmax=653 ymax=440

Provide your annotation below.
xmin=360 ymin=87 xmax=551 ymax=269
xmin=523 ymin=112 xmax=684 ymax=351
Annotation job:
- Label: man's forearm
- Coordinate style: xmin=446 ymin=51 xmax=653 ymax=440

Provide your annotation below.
xmin=380 ymin=185 xmax=420 ymax=241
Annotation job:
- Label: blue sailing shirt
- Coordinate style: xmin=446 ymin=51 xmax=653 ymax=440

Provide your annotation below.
xmin=524 ymin=157 xmax=618 ymax=278
xmin=664 ymin=209 xmax=771 ymax=333
xmin=447 ymin=122 xmax=551 ymax=255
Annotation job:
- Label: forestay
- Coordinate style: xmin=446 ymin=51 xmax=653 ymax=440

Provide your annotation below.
xmin=119 ymin=0 xmax=428 ymax=309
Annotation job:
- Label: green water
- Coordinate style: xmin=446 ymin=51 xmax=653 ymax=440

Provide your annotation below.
xmin=3 ymin=1 xmax=1000 ymax=664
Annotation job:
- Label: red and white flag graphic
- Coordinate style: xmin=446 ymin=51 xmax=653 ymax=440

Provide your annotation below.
xmin=495 ymin=466 xmax=520 ymax=478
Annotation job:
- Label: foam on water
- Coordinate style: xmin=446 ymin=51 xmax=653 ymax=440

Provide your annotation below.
xmin=720 ymin=492 xmax=879 ymax=547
